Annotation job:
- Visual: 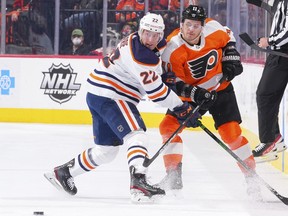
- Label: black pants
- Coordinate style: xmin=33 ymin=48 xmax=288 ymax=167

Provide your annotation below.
xmin=167 ymin=83 xmax=242 ymax=130
xmin=256 ymin=54 xmax=288 ymax=143
xmin=209 ymin=83 xmax=242 ymax=129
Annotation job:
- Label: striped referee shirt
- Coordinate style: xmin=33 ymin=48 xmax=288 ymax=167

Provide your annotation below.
xmin=269 ymin=0 xmax=288 ymax=50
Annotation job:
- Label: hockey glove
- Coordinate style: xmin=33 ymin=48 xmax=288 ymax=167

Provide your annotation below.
xmin=190 ymin=86 xmax=217 ymax=110
xmin=222 ymin=44 xmax=243 ymax=81
xmin=173 ymin=102 xmax=201 ymax=128
xmin=161 ymin=71 xmax=176 ymax=92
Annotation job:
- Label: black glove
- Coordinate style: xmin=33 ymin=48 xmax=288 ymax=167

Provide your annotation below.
xmin=190 ymin=86 xmax=217 ymax=110
xmin=173 ymin=102 xmax=201 ymax=128
xmin=222 ymin=45 xmax=243 ymax=81
xmin=161 ymin=71 xmax=176 ymax=92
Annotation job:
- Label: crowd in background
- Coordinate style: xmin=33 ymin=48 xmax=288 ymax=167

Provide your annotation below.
xmin=0 ymin=0 xmax=267 ymax=62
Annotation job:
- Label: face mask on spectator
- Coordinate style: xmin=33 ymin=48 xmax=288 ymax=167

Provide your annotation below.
xmin=72 ymin=37 xmax=82 ymax=46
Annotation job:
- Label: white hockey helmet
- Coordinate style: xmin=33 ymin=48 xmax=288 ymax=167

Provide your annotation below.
xmin=139 ymin=12 xmax=165 ymax=42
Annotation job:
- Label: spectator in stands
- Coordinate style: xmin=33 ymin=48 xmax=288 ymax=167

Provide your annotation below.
xmin=167 ymin=0 xmax=209 ymax=12
xmin=10 ymin=0 xmax=31 ymax=22
xmin=0 ymin=1 xmax=14 ymax=26
xmin=78 ymin=0 xmax=103 ymax=10
xmin=1 ymin=0 xmax=31 ymax=46
xmin=61 ymin=0 xmax=102 ymax=54
xmin=149 ymin=0 xmax=168 ymax=10
xmin=168 ymin=0 xmax=190 ymax=12
xmin=210 ymin=0 xmax=227 ymax=25
xmin=120 ymin=21 xmax=137 ymax=38
xmin=0 ymin=0 xmax=13 ymax=43
xmin=28 ymin=11 xmax=53 ymax=54
xmin=61 ymin=28 xmax=91 ymax=55
xmin=0 ymin=0 xmax=14 ymax=12
xmin=63 ymin=0 xmax=101 ymax=30
xmin=115 ymin=0 xmax=144 ymax=23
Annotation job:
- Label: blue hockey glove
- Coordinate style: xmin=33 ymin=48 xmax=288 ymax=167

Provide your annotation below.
xmin=161 ymin=71 xmax=176 ymax=92
xmin=173 ymin=102 xmax=201 ymax=128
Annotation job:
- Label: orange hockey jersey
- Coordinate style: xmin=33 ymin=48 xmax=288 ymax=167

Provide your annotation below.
xmin=162 ymin=18 xmax=234 ymax=101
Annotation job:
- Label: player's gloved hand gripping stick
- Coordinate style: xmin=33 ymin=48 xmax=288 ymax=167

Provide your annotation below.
xmin=143 ymin=75 xmax=227 ymax=168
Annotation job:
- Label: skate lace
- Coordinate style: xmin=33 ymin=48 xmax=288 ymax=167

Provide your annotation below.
xmin=67 ymin=177 xmax=75 ymax=190
xmin=138 ymin=176 xmax=161 ymax=191
xmin=254 ymin=143 xmax=266 ymax=152
xmin=144 ymin=177 xmax=159 ymax=189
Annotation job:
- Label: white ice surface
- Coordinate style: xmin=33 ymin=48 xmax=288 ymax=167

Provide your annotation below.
xmin=0 ymin=123 xmax=288 ymax=216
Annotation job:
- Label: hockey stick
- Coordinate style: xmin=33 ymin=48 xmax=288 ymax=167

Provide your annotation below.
xmin=239 ymin=32 xmax=288 ymax=58
xmin=198 ymin=120 xmax=288 ymax=205
xmin=143 ymin=76 xmax=227 ymax=168
xmin=246 ymin=0 xmax=281 ymax=16
xmin=142 ymin=102 xmax=203 ymax=168
xmin=246 ymin=0 xmax=273 ymax=15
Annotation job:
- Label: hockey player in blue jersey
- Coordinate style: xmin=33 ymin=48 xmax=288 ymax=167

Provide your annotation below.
xmin=44 ymin=12 xmax=202 ymax=203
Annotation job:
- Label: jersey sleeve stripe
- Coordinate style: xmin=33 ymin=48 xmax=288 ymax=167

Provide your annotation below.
xmin=89 ymin=73 xmax=142 ymax=100
xmin=146 ymin=82 xmax=164 ymax=94
xmin=152 ymin=87 xmax=171 ymax=103
xmin=87 ymin=79 xmax=140 ymax=103
xmin=148 ymin=85 xmax=168 ymax=100
xmin=95 ymin=70 xmax=140 ymax=92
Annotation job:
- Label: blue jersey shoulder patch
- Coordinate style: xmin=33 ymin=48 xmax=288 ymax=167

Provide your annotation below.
xmin=130 ymin=33 xmax=160 ymax=66
xmin=157 ymin=38 xmax=166 ymax=50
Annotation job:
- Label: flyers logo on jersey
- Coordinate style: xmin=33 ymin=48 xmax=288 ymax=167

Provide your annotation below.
xmin=187 ymin=49 xmax=218 ymax=79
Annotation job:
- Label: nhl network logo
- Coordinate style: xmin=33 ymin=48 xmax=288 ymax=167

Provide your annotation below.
xmin=40 ymin=63 xmax=81 ymax=104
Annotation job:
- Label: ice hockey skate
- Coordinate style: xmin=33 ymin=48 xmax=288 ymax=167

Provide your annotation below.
xmin=44 ymin=159 xmax=77 ymax=195
xmin=155 ymin=163 xmax=183 ymax=191
xmin=129 ymin=166 xmax=165 ymax=203
xmin=253 ymin=134 xmax=287 ymax=163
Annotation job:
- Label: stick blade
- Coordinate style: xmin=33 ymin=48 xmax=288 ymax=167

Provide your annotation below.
xmin=239 ymin=32 xmax=255 ymax=46
xmin=246 ymin=0 xmax=262 ymax=7
xmin=246 ymin=0 xmax=273 ymax=15
xmin=240 ymin=32 xmax=288 ymax=58
xmin=279 ymin=195 xmax=288 ymax=205
xmin=142 ymin=155 xmax=151 ymax=168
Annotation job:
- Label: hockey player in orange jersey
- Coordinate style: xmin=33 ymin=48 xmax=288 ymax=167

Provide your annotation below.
xmin=158 ymin=5 xmax=261 ymax=200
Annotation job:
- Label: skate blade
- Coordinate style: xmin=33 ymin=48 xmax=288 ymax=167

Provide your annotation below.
xmin=256 ymin=144 xmax=287 ymax=163
xmin=44 ymin=172 xmax=64 ymax=191
xmin=272 ymin=144 xmax=287 ymax=154
xmin=130 ymin=190 xmax=165 ymax=204
xmin=255 ymin=154 xmax=278 ymax=163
